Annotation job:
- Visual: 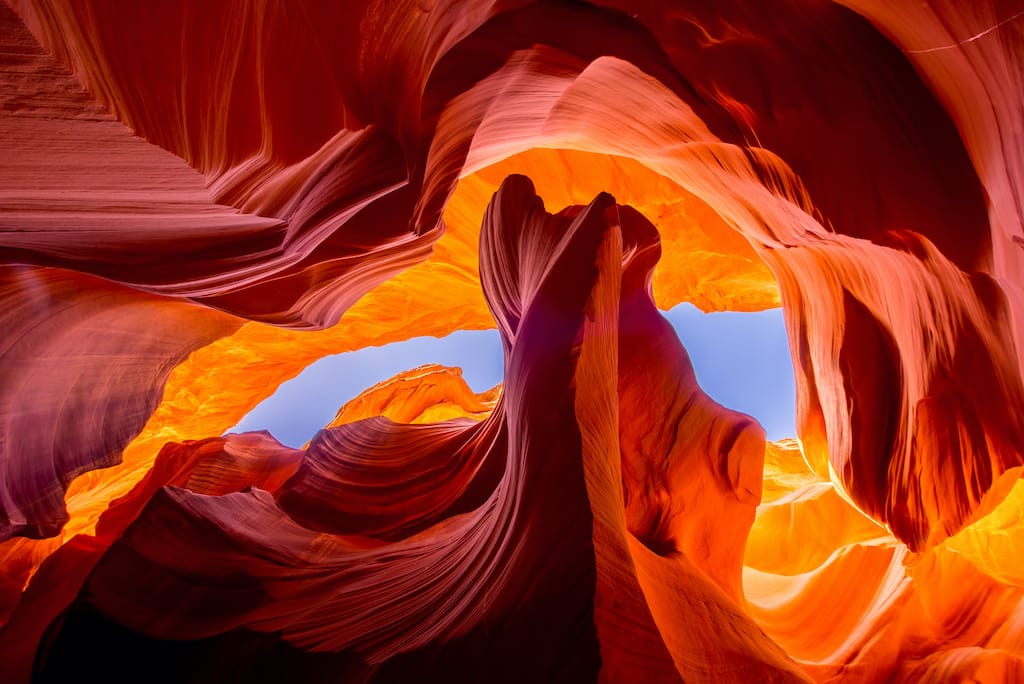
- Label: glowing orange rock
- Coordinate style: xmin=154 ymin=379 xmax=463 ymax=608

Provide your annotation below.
xmin=3 ymin=177 xmax=807 ymax=681
xmin=0 ymin=0 xmax=1022 ymax=682
xmin=325 ymin=364 xmax=499 ymax=428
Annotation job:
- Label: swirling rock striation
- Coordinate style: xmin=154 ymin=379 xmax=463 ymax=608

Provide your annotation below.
xmin=0 ymin=0 xmax=1022 ymax=681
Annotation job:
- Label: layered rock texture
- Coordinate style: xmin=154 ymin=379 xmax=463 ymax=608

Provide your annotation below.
xmin=1 ymin=0 xmax=1022 ymax=681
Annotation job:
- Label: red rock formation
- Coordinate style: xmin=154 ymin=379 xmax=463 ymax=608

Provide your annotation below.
xmin=0 ymin=0 xmax=1022 ymax=681
xmin=4 ymin=177 xmax=808 ymax=682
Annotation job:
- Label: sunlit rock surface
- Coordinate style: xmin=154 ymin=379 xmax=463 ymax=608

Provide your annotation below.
xmin=0 ymin=0 xmax=1022 ymax=681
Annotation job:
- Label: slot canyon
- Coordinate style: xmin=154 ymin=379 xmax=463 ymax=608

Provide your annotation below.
xmin=1 ymin=1 xmax=1023 ymax=681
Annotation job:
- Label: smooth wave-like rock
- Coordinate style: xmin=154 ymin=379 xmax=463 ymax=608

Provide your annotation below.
xmin=0 ymin=0 xmax=1022 ymax=681
xmin=8 ymin=177 xmax=805 ymax=682
xmin=0 ymin=265 xmax=239 ymax=540
xmin=324 ymin=364 xmax=500 ymax=427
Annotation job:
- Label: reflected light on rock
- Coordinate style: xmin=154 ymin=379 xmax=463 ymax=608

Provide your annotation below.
xmin=0 ymin=1 xmax=1022 ymax=682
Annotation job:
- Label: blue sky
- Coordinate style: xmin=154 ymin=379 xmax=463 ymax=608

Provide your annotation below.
xmin=664 ymin=304 xmax=795 ymax=441
xmin=230 ymin=303 xmax=796 ymax=446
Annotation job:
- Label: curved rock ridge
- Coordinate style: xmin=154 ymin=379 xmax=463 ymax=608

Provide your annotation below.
xmin=3 ymin=178 xmax=803 ymax=682
xmin=2 ymin=0 xmax=1020 ymax=552
xmin=324 ymin=364 xmax=500 ymax=428
xmin=0 ymin=0 xmax=1021 ymax=681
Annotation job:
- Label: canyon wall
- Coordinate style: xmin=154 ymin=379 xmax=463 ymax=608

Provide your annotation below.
xmin=0 ymin=1 xmax=1022 ymax=681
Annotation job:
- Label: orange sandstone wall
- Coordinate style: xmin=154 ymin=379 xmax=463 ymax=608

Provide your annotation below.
xmin=0 ymin=1 xmax=1021 ymax=681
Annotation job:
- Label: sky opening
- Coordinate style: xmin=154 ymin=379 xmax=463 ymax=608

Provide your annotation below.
xmin=230 ymin=303 xmax=796 ymax=446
